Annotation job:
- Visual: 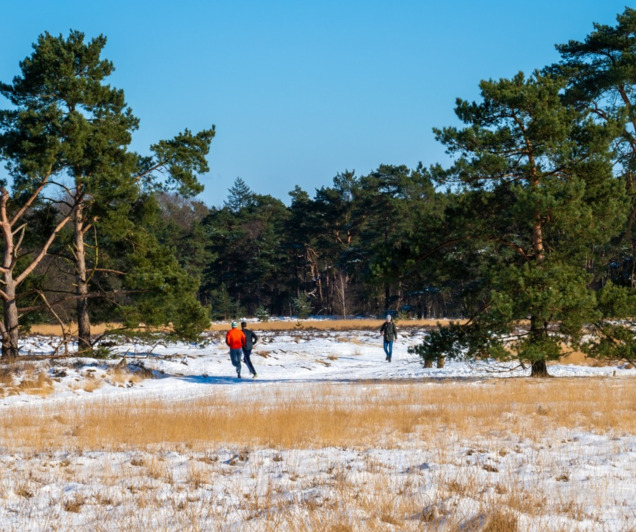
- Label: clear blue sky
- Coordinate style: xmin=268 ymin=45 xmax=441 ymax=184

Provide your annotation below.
xmin=0 ymin=1 xmax=631 ymax=206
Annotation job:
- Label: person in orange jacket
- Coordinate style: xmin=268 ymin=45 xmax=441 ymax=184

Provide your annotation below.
xmin=226 ymin=321 xmax=247 ymax=378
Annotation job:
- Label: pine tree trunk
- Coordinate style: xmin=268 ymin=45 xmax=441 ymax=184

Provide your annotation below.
xmin=436 ymin=356 xmax=446 ymax=369
xmin=529 ymin=173 xmax=550 ymax=377
xmin=2 ymin=278 xmax=20 ymax=359
xmin=0 ymin=190 xmax=19 ymax=360
xmin=0 ymin=182 xmax=75 ymax=359
xmin=74 ymin=203 xmax=92 ymax=353
xmin=337 ymin=270 xmax=347 ymax=318
xmin=530 ymin=360 xmax=550 ymax=377
xmin=529 ymin=316 xmax=551 ymax=377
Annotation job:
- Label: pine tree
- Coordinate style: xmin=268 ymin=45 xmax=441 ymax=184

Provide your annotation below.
xmin=1 ymin=30 xmax=214 ymax=352
xmin=224 ymin=177 xmax=255 ymax=213
xmin=428 ymin=71 xmax=627 ymax=376
xmin=549 ymin=7 xmax=636 ymax=359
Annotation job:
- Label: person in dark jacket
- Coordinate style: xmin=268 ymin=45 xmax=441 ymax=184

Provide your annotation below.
xmin=241 ymin=321 xmax=258 ymax=378
xmin=380 ymin=315 xmax=397 ymax=362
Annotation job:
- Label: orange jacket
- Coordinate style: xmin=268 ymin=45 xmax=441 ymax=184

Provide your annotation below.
xmin=226 ymin=328 xmax=246 ymax=349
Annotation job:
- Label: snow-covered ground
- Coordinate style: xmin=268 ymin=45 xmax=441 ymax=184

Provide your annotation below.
xmin=1 ymin=327 xmax=635 ymax=530
xmin=6 ymin=328 xmax=634 ymax=407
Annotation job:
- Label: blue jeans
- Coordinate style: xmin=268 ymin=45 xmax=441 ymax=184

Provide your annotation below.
xmin=383 ymin=340 xmax=393 ymax=359
xmin=242 ymin=348 xmax=257 ymax=375
xmin=229 ymin=348 xmax=243 ymax=376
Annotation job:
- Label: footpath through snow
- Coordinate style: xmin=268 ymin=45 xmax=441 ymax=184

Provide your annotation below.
xmin=3 ymin=327 xmax=635 ymax=407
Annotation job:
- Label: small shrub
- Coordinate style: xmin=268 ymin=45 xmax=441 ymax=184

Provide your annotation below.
xmin=92 ymin=345 xmax=112 ymax=359
xmin=292 ymin=293 xmax=312 ymax=319
xmin=255 ymin=306 xmax=270 ymax=322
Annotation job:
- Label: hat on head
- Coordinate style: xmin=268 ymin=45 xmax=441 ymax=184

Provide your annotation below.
xmin=231 ymin=321 xmax=238 ymax=328
xmin=386 ymin=315 xmax=392 ymax=321
xmin=241 ymin=321 xmax=247 ymax=327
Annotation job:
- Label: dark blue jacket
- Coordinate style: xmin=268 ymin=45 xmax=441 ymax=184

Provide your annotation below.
xmin=242 ymin=328 xmax=258 ymax=350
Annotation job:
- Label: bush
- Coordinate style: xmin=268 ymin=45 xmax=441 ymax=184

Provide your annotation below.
xmin=292 ymin=293 xmax=312 ymax=319
xmin=408 ymin=324 xmax=464 ymax=367
xmin=255 ymin=306 xmax=270 ymax=322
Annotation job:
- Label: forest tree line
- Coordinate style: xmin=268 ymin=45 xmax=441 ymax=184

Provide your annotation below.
xmin=1 ymin=9 xmax=636 ymax=369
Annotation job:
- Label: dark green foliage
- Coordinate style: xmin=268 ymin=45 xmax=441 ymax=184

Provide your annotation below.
xmin=118 ymin=227 xmax=209 ymax=340
xmin=209 ymin=283 xmax=243 ymax=322
xmin=408 ymin=323 xmax=465 ymax=365
xmin=255 ymin=306 xmax=270 ymax=322
xmin=292 ymin=293 xmax=312 ymax=319
xmin=0 ymin=30 xmax=140 ymax=198
xmin=422 ymin=71 xmax=629 ymax=375
xmin=547 ymin=7 xmax=636 ymax=361
xmin=138 ymin=126 xmax=215 ymax=197
xmin=224 ymin=177 xmax=255 ymax=213
xmin=201 ymin=180 xmax=291 ymax=316
xmin=355 ymin=164 xmax=447 ymax=314
xmin=0 ymin=30 xmax=213 ymax=349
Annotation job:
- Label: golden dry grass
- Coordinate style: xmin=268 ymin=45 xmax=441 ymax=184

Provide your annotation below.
xmin=209 ymin=318 xmax=456 ymax=331
xmin=28 ymin=318 xmax=457 ymax=336
xmin=1 ymin=378 xmax=634 ymax=453
xmin=0 ymin=379 xmax=634 ymax=530
xmin=0 ymin=364 xmax=54 ymax=398
xmin=29 ymin=322 xmax=124 ymax=336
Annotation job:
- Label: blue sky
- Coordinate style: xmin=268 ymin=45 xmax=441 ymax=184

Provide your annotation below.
xmin=0 ymin=1 xmax=631 ymax=206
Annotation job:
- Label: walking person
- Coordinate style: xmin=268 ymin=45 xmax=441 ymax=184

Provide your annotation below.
xmin=380 ymin=314 xmax=397 ymax=362
xmin=226 ymin=321 xmax=246 ymax=378
xmin=241 ymin=321 xmax=258 ymax=378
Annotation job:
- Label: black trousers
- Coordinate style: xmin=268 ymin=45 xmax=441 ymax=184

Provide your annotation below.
xmin=242 ymin=348 xmax=257 ymax=375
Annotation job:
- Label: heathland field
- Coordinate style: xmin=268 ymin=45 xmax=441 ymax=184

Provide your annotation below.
xmin=0 ymin=325 xmax=634 ymax=531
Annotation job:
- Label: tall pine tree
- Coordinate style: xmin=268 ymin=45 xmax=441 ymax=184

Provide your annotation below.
xmin=427 ymin=71 xmax=627 ymax=376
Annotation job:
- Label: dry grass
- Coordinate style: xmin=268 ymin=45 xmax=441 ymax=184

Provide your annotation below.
xmin=29 ymin=318 xmax=457 ymax=336
xmin=81 ymin=376 xmax=103 ymax=393
xmin=29 ymin=322 xmax=124 ymax=336
xmin=107 ymin=361 xmax=150 ymax=387
xmin=0 ymin=378 xmax=634 ymax=453
xmin=0 ymin=378 xmax=634 ymax=530
xmin=209 ymin=318 xmax=456 ymax=331
xmin=0 ymin=363 xmax=54 ymax=398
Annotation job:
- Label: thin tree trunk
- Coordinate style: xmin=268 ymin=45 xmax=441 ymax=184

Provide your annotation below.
xmin=529 ymin=162 xmax=550 ymax=376
xmin=337 ymin=270 xmax=347 ymax=318
xmin=0 ymin=181 xmax=75 ymax=359
xmin=532 ymin=216 xmax=545 ymax=263
xmin=1 ymin=275 xmax=20 ymax=359
xmin=74 ymin=202 xmax=92 ymax=353
xmin=0 ymin=190 xmax=20 ymax=359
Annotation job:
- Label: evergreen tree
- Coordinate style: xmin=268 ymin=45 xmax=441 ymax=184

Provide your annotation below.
xmin=355 ymin=164 xmax=444 ymax=316
xmin=1 ymin=30 xmax=214 ymax=351
xmin=311 ymin=170 xmax=361 ymax=316
xmin=224 ymin=177 xmax=255 ymax=213
xmin=202 ymin=182 xmax=289 ymax=316
xmin=547 ymin=7 xmax=636 ymax=360
xmin=427 ymin=71 xmax=627 ymax=376
xmin=284 ymin=186 xmax=317 ymax=305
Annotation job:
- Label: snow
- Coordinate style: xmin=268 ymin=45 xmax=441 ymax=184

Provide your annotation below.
xmin=1 ymin=327 xmax=636 ymax=530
